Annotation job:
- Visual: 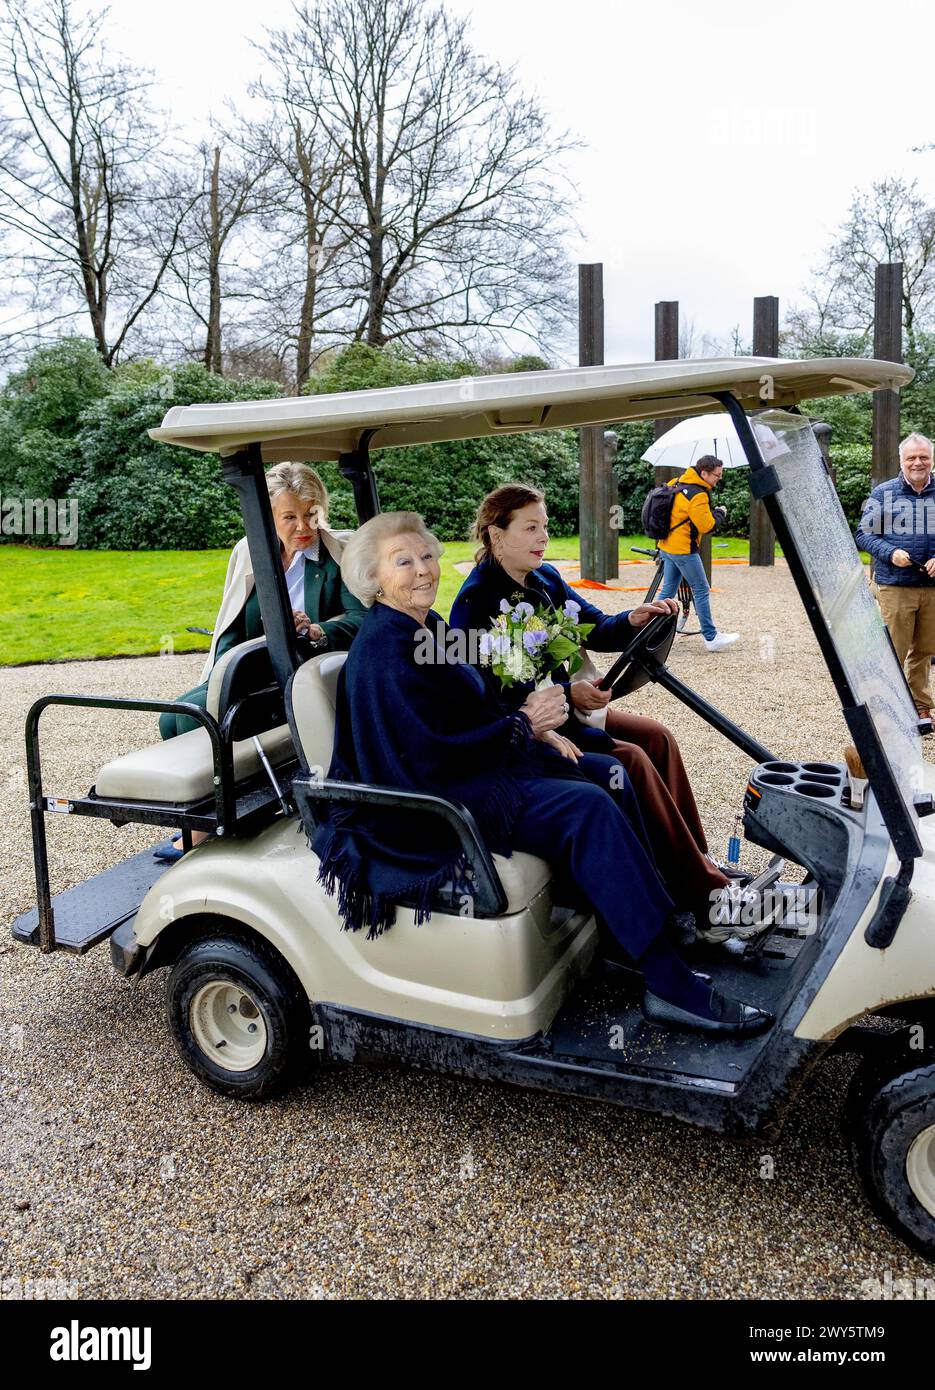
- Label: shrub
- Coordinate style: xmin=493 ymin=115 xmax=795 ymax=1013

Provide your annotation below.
xmin=0 ymin=338 xmax=110 ymax=500
xmin=306 ymin=344 xmax=581 ymax=539
xmin=830 ymin=444 xmax=873 ymax=528
xmin=71 ymin=363 xmax=284 ymax=549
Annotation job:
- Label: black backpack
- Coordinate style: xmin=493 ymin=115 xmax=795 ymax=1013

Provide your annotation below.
xmin=640 ymin=481 xmax=707 ymax=541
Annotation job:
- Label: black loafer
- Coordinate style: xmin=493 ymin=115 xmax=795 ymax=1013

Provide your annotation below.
xmin=642 ymin=987 xmax=773 ymax=1038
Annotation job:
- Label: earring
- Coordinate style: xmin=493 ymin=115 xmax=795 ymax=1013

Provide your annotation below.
xmin=375 ymin=587 xmax=384 ymax=597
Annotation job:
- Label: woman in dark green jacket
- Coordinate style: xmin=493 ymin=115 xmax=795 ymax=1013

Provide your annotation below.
xmin=159 ymin=461 xmax=365 ymax=740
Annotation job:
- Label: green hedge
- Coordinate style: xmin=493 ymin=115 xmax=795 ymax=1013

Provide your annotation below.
xmin=0 ymin=340 xmax=586 ymax=547
xmin=0 ymin=337 xmax=883 ymax=548
xmin=304 ymin=345 xmax=579 ymax=538
xmin=0 ymin=338 xmax=109 ymax=499
xmin=70 ymin=362 xmax=283 ymax=549
xmin=608 ymin=431 xmax=875 ymax=539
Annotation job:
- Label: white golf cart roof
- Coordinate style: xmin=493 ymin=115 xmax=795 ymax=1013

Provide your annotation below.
xmin=149 ymin=357 xmax=912 ymax=461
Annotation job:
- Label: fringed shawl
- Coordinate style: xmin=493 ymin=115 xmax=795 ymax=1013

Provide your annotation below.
xmin=313 ymin=601 xmax=574 ymax=938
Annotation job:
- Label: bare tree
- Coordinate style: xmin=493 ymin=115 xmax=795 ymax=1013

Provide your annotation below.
xmin=0 ymin=0 xmax=192 ymax=365
xmin=166 ymin=135 xmax=276 ymax=374
xmin=241 ymin=88 xmax=359 ymax=390
xmin=261 ymin=0 xmax=579 ymax=357
xmin=789 ymin=178 xmax=935 ymax=358
xmin=678 ymin=316 xmax=724 ymax=359
xmin=728 ymin=323 xmax=749 ymax=356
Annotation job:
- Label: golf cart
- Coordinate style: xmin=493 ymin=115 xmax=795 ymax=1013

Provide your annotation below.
xmin=14 ymin=356 xmax=935 ymax=1261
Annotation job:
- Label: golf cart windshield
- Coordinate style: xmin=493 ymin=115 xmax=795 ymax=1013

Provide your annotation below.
xmin=756 ymin=411 xmax=926 ymax=836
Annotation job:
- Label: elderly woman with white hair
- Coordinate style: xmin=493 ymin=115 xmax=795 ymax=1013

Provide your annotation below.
xmin=154 ymin=462 xmax=365 ymax=859
xmin=314 ymin=510 xmax=772 ymax=1040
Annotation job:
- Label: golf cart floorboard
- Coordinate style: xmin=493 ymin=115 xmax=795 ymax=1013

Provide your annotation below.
xmin=528 ymin=938 xmax=807 ymax=1087
xmin=11 ymin=848 xmax=171 ymax=953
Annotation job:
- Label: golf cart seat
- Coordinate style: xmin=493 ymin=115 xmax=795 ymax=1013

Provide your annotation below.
xmin=287 ymin=653 xmax=552 ymax=915
xmin=94 ymin=637 xmax=295 ymax=803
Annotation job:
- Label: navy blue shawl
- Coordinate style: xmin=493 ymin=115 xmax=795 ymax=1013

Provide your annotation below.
xmin=312 ymin=600 xmax=585 ymax=937
xmin=449 ymin=557 xmax=635 ymax=751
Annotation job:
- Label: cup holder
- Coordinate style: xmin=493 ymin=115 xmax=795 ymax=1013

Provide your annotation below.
xmin=796 ymin=782 xmax=836 ymax=798
xmin=763 ymin=761 xmax=798 ymax=773
xmin=800 ymin=772 xmax=840 ymax=785
xmin=758 ymin=772 xmax=795 ymax=785
xmin=802 ymin=762 xmax=841 ymax=776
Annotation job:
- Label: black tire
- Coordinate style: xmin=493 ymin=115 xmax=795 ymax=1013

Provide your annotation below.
xmin=852 ymin=1062 xmax=935 ymax=1261
xmin=166 ymin=932 xmax=310 ymax=1101
xmin=844 ymin=1023 xmax=935 ymax=1138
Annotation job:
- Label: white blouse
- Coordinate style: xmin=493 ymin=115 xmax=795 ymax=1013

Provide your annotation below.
xmin=284 ymin=537 xmax=321 ymax=611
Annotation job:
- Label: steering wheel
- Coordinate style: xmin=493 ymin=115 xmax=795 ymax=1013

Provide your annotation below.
xmin=595 ymin=611 xmax=678 ymax=699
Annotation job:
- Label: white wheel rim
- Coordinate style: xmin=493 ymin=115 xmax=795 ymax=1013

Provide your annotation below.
xmin=189 ymin=982 xmax=268 ymax=1072
xmin=906 ymin=1124 xmax=935 ymax=1217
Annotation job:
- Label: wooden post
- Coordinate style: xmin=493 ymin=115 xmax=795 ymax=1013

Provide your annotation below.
xmin=749 ymin=295 xmax=778 ymax=567
xmin=872 ymin=262 xmax=903 ymax=486
xmin=653 ymin=300 xmax=680 ymax=456
xmin=578 ymin=263 xmax=612 ymax=581
xmin=652 ymin=300 xmax=713 ymax=580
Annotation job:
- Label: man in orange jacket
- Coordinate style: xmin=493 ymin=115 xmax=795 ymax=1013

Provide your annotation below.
xmin=658 ymin=455 xmax=739 ymax=652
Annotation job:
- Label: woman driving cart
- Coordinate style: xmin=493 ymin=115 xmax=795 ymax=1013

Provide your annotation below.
xmin=448 ymin=483 xmax=744 ymax=936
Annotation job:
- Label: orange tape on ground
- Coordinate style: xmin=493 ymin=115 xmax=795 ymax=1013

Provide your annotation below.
xmin=570 ymin=579 xmax=724 ymax=593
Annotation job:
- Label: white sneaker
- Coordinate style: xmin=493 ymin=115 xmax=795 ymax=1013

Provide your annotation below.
xmin=697 ymin=858 xmax=788 ymax=943
xmin=703 ymin=632 xmax=739 ymax=652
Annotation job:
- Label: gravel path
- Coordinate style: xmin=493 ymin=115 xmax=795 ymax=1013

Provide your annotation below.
xmin=1 ymin=560 xmax=933 ymax=1300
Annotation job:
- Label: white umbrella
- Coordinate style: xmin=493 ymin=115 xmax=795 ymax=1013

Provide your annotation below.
xmin=641 ymin=413 xmax=788 ymax=470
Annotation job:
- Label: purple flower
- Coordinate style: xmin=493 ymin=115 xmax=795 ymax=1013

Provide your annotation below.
xmin=563 ymin=600 xmax=581 ymax=623
xmin=499 ymin=598 xmax=512 ymax=614
xmin=522 ymin=629 xmax=548 ymax=654
xmin=479 ymin=632 xmax=493 ymax=656
xmin=513 ymin=601 xmax=535 ymax=620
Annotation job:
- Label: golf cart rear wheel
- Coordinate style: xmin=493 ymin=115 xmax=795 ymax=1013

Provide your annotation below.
xmin=166 ymin=933 xmax=309 ymax=1101
xmin=852 ymin=1062 xmax=935 ymax=1259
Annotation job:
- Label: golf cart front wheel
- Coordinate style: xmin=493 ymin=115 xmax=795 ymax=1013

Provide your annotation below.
xmin=852 ymin=1062 xmax=935 ymax=1260
xmin=166 ymin=932 xmax=310 ymax=1101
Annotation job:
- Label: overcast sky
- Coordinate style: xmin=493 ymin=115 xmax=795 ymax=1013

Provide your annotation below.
xmin=100 ymin=0 xmax=934 ymax=364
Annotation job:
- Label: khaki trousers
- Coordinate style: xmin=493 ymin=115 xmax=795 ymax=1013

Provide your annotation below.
xmin=873 ymin=582 xmax=935 ymax=711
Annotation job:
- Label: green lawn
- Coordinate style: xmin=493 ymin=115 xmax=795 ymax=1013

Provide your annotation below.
xmin=0 ymin=534 xmax=760 ymax=665
xmin=0 ymin=547 xmax=230 ymax=665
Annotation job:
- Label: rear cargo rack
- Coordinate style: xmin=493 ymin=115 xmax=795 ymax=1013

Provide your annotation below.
xmin=23 ymin=693 xmax=298 ymax=953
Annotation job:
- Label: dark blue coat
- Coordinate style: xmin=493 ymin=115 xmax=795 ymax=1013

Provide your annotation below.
xmin=449 ymin=557 xmax=635 ymax=750
xmin=855 ymin=474 xmax=935 ymax=585
xmin=313 ymin=599 xmax=593 ymax=937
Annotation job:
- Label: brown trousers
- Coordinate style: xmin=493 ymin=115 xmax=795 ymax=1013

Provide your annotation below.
xmin=601 ymin=708 xmax=727 ymax=909
xmin=873 ymin=582 xmax=935 ymax=711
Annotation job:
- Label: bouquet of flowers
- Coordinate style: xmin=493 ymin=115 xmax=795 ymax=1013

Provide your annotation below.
xmin=479 ymin=597 xmax=595 ymax=690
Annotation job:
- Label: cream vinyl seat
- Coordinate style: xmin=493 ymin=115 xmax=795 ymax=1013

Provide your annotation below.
xmin=94 ymin=638 xmax=295 ymax=803
xmin=288 ymin=652 xmax=552 ymax=915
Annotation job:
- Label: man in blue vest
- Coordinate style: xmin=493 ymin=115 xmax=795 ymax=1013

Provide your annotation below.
xmin=855 ymin=433 xmax=935 ymax=722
